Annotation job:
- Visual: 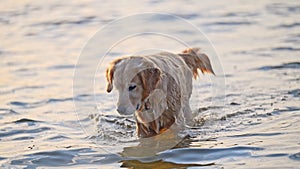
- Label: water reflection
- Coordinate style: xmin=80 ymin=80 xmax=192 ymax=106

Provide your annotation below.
xmin=1 ymin=0 xmax=300 ymax=168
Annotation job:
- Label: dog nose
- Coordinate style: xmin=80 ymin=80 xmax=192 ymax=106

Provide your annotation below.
xmin=117 ymin=106 xmax=126 ymax=114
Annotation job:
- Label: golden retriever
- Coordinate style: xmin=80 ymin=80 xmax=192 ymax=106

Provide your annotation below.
xmin=105 ymin=48 xmax=214 ymax=138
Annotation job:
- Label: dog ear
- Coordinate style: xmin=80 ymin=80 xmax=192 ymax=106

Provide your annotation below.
xmin=105 ymin=58 xmax=122 ymax=93
xmin=139 ymin=68 xmax=161 ymax=100
xmin=180 ymin=48 xmax=215 ymax=79
xmin=182 ymin=47 xmax=200 ymax=54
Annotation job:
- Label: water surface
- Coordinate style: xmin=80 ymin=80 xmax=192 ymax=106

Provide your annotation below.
xmin=0 ymin=0 xmax=299 ymax=168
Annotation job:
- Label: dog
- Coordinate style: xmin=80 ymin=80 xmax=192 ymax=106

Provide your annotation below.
xmin=105 ymin=48 xmax=214 ymax=138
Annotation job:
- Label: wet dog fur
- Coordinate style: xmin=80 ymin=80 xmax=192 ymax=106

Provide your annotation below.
xmin=105 ymin=48 xmax=214 ymax=137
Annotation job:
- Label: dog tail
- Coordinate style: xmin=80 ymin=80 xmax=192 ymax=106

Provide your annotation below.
xmin=179 ymin=48 xmax=215 ymax=79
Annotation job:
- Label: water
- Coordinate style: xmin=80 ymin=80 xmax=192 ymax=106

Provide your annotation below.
xmin=1 ymin=0 xmax=300 ymax=168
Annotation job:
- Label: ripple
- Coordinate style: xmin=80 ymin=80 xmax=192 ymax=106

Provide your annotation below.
xmin=47 ymin=135 xmax=70 ymax=141
xmin=266 ymin=3 xmax=300 ymax=16
xmin=228 ymin=132 xmax=284 ymax=138
xmin=1 ymin=1 xmax=300 ymax=168
xmin=271 ymin=107 xmax=300 ymax=114
xmin=272 ymin=47 xmax=300 ymax=51
xmin=47 ymin=64 xmax=75 ymax=70
xmin=277 ymin=22 xmax=300 ymax=28
xmin=13 ymin=118 xmax=42 ymax=124
xmin=31 ymin=16 xmax=96 ymax=27
xmin=13 ymin=85 xmax=44 ymax=91
xmin=9 ymin=97 xmax=75 ymax=108
xmin=206 ymin=21 xmax=254 ymax=26
xmin=0 ymin=108 xmax=19 ymax=115
xmin=9 ymin=148 xmax=121 ymax=167
xmin=262 ymin=153 xmax=289 ymax=157
xmin=11 ymin=150 xmax=77 ymax=167
xmin=47 ymin=98 xmax=74 ymax=103
xmin=220 ymin=109 xmax=254 ymax=120
xmin=149 ymin=14 xmax=177 ymax=21
xmin=285 ymin=33 xmax=300 ymax=43
xmin=140 ymin=146 xmax=263 ymax=164
xmin=255 ymin=62 xmax=300 ymax=71
xmin=0 ymin=127 xmax=51 ymax=138
xmin=176 ymin=13 xmax=200 ymax=20
xmin=12 ymin=136 xmax=35 ymax=141
xmin=223 ymin=12 xmax=259 ymax=17
xmin=9 ymin=101 xmax=29 ymax=107
xmin=287 ymin=89 xmax=300 ymax=97
xmin=289 ymin=152 xmax=300 ymax=161
xmin=91 ymin=114 xmax=137 ymax=144
xmin=9 ymin=100 xmax=44 ymax=109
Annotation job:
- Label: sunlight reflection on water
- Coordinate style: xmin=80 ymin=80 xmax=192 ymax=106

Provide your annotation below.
xmin=0 ymin=0 xmax=300 ymax=168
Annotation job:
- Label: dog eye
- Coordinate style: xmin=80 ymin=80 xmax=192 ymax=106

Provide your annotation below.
xmin=128 ymin=85 xmax=136 ymax=91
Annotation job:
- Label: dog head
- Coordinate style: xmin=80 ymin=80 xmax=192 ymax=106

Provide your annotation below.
xmin=105 ymin=57 xmax=161 ymax=115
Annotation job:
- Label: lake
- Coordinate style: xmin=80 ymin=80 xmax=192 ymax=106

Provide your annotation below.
xmin=0 ymin=0 xmax=299 ymax=168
